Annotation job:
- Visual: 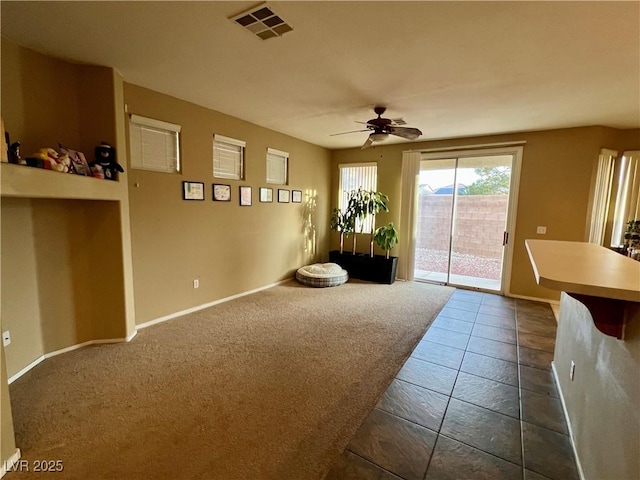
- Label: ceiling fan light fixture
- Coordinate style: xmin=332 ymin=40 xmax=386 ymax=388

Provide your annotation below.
xmin=370 ymin=132 xmax=389 ymax=142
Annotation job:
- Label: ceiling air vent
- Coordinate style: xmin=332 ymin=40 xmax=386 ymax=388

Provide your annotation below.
xmin=230 ymin=3 xmax=293 ymax=40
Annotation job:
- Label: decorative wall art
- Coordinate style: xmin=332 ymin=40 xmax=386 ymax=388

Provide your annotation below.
xmin=239 ymin=186 xmax=252 ymax=206
xmin=259 ymin=187 xmax=273 ymax=203
xmin=278 ymin=189 xmax=290 ymax=203
xmin=212 ymin=183 xmax=231 ymax=201
xmin=292 ymin=190 xmax=302 ymax=203
xmin=183 ymin=181 xmax=205 ymax=201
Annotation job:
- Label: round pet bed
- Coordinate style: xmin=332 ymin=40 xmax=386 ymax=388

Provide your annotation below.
xmin=296 ymin=262 xmax=348 ymax=288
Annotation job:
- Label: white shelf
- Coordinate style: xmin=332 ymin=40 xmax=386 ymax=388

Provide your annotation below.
xmin=1 ymin=163 xmax=124 ymax=201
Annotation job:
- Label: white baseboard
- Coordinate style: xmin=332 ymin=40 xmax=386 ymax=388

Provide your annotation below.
xmin=1 ymin=448 xmax=21 ymax=478
xmin=136 ymin=277 xmax=292 ymax=330
xmin=551 ymin=361 xmax=586 ymax=480
xmin=8 ymin=331 xmax=137 ymax=385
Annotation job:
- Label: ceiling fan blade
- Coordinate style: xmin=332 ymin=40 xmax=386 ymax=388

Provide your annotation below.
xmin=330 ymin=129 xmax=371 ymax=137
xmin=389 ymin=126 xmax=422 ymax=140
xmin=361 ymin=136 xmax=374 ymax=149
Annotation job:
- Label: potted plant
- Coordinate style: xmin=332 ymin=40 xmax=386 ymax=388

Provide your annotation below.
xmin=330 ymin=207 xmax=354 ymax=254
xmin=329 ymin=189 xmax=398 ymax=284
xmin=623 ymin=219 xmax=640 ymax=260
xmin=374 ymin=222 xmax=399 ymax=259
xmin=365 ymin=191 xmax=389 ymax=257
xmin=346 ymin=188 xmax=368 ymax=254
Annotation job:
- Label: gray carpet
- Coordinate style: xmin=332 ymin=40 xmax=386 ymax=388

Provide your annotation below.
xmin=8 ymin=280 xmax=453 ymax=480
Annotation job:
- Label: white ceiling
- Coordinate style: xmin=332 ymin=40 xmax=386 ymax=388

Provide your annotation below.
xmin=2 ymin=1 xmax=639 ymax=150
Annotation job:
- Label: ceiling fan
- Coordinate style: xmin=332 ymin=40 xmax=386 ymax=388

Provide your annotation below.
xmin=331 ymin=106 xmax=423 ymax=149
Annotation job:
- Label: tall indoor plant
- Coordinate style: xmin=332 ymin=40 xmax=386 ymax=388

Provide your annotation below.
xmin=344 ymin=188 xmax=389 ymax=256
xmin=346 ymin=188 xmax=368 ymax=254
xmin=329 ymin=189 xmax=398 ymax=284
xmin=374 ymin=222 xmax=399 ymax=259
xmin=623 ymin=219 xmax=640 ymax=259
xmin=364 ymin=191 xmax=389 ymax=257
xmin=330 ymin=207 xmax=354 ymax=254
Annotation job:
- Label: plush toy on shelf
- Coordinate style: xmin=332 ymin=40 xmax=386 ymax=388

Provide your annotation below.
xmin=55 ymin=152 xmax=72 ymax=172
xmin=90 ymin=142 xmax=123 ymax=181
xmin=58 ymin=144 xmax=92 ymax=175
xmin=9 ymin=141 xmax=23 ymax=164
xmin=27 ymin=147 xmax=70 ymax=171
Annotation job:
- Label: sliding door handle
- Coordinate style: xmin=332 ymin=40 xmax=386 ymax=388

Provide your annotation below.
xmin=503 ymin=231 xmax=509 ymax=246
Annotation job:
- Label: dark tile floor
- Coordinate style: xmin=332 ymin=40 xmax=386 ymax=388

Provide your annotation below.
xmin=325 ymin=289 xmax=580 ymax=480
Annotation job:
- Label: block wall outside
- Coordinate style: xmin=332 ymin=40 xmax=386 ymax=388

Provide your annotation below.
xmin=416 ymin=194 xmax=508 ymax=258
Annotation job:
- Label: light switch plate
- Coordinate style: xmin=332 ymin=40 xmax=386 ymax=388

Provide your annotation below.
xmin=2 ymin=331 xmax=10 ymax=347
xmin=536 ymin=226 xmax=547 ymax=234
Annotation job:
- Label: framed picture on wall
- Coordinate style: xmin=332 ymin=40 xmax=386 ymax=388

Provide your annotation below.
xmin=212 ymin=183 xmax=231 ymax=201
xmin=278 ymin=189 xmax=290 ymax=203
xmin=183 ymin=181 xmax=205 ymax=201
xmin=292 ymin=190 xmax=302 ymax=203
xmin=259 ymin=187 xmax=273 ymax=203
xmin=239 ymin=186 xmax=252 ymax=206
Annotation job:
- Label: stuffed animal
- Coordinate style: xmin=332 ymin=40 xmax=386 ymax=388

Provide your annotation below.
xmin=56 ymin=153 xmax=72 ymax=172
xmin=90 ymin=142 xmax=123 ymax=181
xmin=27 ymin=147 xmax=70 ymax=171
xmin=9 ymin=141 xmax=22 ymax=164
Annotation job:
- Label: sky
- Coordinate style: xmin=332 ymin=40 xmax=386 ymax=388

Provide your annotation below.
xmin=419 ymin=167 xmax=478 ymax=190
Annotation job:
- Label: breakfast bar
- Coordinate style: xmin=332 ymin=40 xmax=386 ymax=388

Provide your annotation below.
xmin=525 ymin=239 xmax=640 ymax=338
xmin=525 ymin=239 xmax=640 ymax=479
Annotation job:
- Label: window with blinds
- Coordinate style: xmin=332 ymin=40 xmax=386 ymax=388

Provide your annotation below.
xmin=610 ymin=150 xmax=640 ymax=247
xmin=213 ymin=134 xmax=245 ymax=180
xmin=588 ymin=149 xmax=616 ymax=245
xmin=129 ymin=115 xmax=181 ymax=173
xmin=339 ymin=162 xmax=377 ymax=234
xmin=266 ymin=148 xmax=288 ymax=184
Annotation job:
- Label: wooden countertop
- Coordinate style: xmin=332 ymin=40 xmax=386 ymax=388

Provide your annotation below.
xmin=525 ymin=239 xmax=640 ymax=302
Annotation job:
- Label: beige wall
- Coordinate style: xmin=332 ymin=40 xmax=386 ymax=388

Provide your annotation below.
xmin=1 ymin=200 xmax=17 ymax=466
xmin=331 ymin=126 xmax=640 ymax=300
xmin=554 ymin=294 xmax=640 ymax=479
xmin=1 ymin=37 xmax=81 ymax=155
xmin=123 ymin=84 xmax=332 ymax=324
xmin=0 ymin=198 xmax=128 ymax=378
xmin=1 ymin=198 xmax=45 ymax=375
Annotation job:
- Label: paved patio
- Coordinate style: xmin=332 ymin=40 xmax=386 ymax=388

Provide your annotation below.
xmin=415 ymin=248 xmax=502 ymax=291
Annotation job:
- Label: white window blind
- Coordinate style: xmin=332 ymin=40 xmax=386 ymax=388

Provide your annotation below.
xmin=266 ymin=148 xmax=288 ymax=185
xmin=611 ymin=150 xmax=640 ymax=247
xmin=588 ymin=149 xmax=616 ymax=245
xmin=339 ymin=162 xmax=377 ymax=234
xmin=213 ymin=134 xmax=245 ymax=180
xmin=129 ymin=114 xmax=181 ymax=173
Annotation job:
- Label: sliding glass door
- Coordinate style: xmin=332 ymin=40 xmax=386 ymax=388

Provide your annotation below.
xmin=414 ymin=150 xmax=518 ymax=292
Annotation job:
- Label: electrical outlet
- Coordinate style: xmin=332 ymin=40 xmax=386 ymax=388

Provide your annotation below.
xmin=193 ymin=279 xmax=199 ymax=289
xmin=2 ymin=331 xmax=11 ymax=347
xmin=570 ymin=361 xmax=576 ymax=381
xmin=536 ymin=226 xmax=547 ymax=235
